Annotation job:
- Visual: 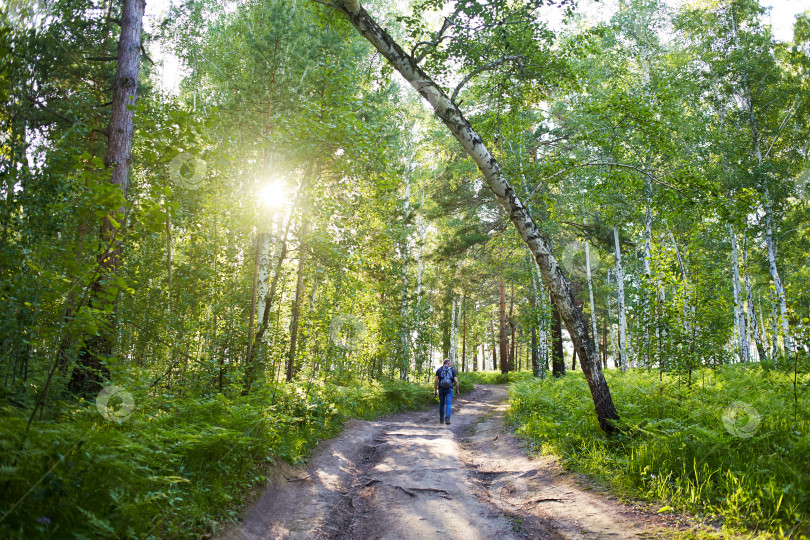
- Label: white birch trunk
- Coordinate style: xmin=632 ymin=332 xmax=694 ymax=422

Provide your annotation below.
xmin=529 ymin=256 xmax=548 ymax=377
xmin=743 ymin=239 xmax=765 ymax=361
xmin=641 ymin=186 xmax=653 ymax=368
xmin=256 ymin=232 xmax=271 ymax=323
xmin=770 ymin=288 xmax=780 ymax=358
xmin=763 ymin=186 xmax=793 ymax=357
xmin=608 ymin=273 xmax=619 ymax=370
xmin=399 ymin=174 xmax=411 ymax=380
xmin=614 ymin=228 xmax=628 ymax=373
xmin=730 ymin=227 xmax=749 ymax=363
xmin=336 ymin=0 xmax=618 ymax=430
xmin=585 ymin=238 xmax=600 ymax=362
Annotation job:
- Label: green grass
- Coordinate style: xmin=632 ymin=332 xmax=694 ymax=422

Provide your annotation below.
xmin=0 ymin=378 xmax=436 ymax=539
xmin=507 ymin=365 xmax=810 ymax=537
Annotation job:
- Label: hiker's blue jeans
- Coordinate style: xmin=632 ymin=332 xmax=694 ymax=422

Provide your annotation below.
xmin=438 ymin=387 xmax=453 ymax=420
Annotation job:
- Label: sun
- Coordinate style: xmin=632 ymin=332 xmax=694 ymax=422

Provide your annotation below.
xmin=258 ymin=182 xmax=286 ymax=208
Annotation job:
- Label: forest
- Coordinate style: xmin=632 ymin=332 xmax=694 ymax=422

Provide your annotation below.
xmin=1 ymin=0 xmax=809 ymax=537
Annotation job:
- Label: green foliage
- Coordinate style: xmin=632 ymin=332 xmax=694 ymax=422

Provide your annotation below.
xmin=0 ymin=378 xmax=434 ymax=539
xmin=459 ymin=370 xmax=535 ymax=386
xmin=508 ymin=366 xmax=810 ymax=536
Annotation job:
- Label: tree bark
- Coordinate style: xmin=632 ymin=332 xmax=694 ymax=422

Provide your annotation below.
xmin=613 ymin=228 xmax=628 ymax=373
xmin=551 ymin=300 xmax=565 ymax=378
xmin=508 ymin=284 xmax=515 ymax=372
xmin=730 ymin=227 xmax=749 ymax=363
xmin=585 ymin=237 xmax=599 ymax=362
xmin=743 ymin=238 xmax=767 ymax=361
xmin=286 ymin=218 xmax=309 ymax=382
xmin=461 ymin=295 xmax=467 ymax=372
xmin=69 ymin=0 xmax=146 ymax=395
xmin=499 ymin=278 xmax=508 ymax=373
xmin=489 ymin=315 xmax=497 ymax=370
xmin=243 ymin=221 xmax=290 ymax=393
xmin=763 ymin=186 xmax=792 ymax=358
xmin=399 ymin=174 xmax=411 ymax=380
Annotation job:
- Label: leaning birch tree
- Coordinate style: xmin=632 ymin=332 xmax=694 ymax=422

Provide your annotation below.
xmin=320 ymin=0 xmax=619 ymax=431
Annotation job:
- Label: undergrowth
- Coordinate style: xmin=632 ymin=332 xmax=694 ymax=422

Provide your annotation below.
xmin=507 ymin=365 xmax=810 ymax=538
xmin=458 ymin=370 xmax=534 ymax=385
xmin=0 ymin=378 xmax=435 ymax=539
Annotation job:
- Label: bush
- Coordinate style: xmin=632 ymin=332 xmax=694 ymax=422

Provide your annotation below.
xmin=507 ymin=365 xmax=810 ymax=537
xmin=459 ymin=370 xmax=535 ymax=385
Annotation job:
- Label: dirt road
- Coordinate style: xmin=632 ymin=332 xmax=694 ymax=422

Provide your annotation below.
xmin=222 ymin=385 xmax=682 ymax=539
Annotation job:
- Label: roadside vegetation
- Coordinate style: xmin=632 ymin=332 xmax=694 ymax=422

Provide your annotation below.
xmin=507 ymin=364 xmax=810 ymax=537
xmin=0 ymin=378 xmax=435 ymax=539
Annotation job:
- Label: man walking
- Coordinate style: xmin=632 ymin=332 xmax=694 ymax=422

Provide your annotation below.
xmin=434 ymin=358 xmax=459 ymax=424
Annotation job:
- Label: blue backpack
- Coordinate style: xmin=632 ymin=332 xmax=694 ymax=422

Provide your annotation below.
xmin=439 ymin=366 xmax=453 ymax=389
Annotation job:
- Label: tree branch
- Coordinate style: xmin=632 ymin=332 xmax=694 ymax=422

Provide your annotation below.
xmin=524 ymin=160 xmax=692 ymax=204
xmin=412 ymin=9 xmax=460 ymax=62
xmin=451 ymin=55 xmax=523 ymax=103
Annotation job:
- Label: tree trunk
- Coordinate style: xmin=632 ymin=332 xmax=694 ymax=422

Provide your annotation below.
xmin=335 ymin=0 xmax=618 ymax=432
xmin=763 ymin=186 xmax=792 ymax=358
xmin=499 ymin=278 xmax=508 ymax=373
xmin=743 ymin=238 xmax=767 ymax=361
xmin=551 ymin=300 xmax=565 ymax=378
xmin=641 ymin=185 xmax=653 ymax=368
xmin=257 ymin=228 xmax=273 ymax=323
xmin=399 ymin=174 xmax=411 ymax=380
xmin=601 ymin=315 xmax=608 ymax=369
xmin=585 ymin=237 xmax=600 ymax=362
xmin=730 ymin=227 xmax=749 ymax=363
xmin=572 ymin=347 xmax=577 ymax=370
xmin=489 ymin=315 xmax=497 ymax=370
xmin=447 ymin=293 xmax=458 ymax=365
xmin=461 ymin=296 xmax=467 ymax=372
xmin=531 ymin=326 xmax=539 ymax=376
xmin=507 ymin=284 xmax=515 ymax=372
xmin=529 ymin=255 xmax=547 ymax=378
xmin=245 ymin=231 xmax=263 ymax=384
xmin=667 ymin=228 xmax=692 ymax=338
xmin=69 ymin=0 xmax=145 ymax=395
xmin=613 ymin=228 xmax=628 ymax=373
xmin=286 ymin=218 xmax=309 ymax=382
xmin=243 ymin=220 xmax=291 ymax=393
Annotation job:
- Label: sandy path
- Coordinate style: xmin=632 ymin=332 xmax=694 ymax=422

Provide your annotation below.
xmin=220 ymin=385 xmax=681 ymax=540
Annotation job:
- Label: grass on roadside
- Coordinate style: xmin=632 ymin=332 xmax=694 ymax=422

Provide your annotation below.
xmin=507 ymin=365 xmax=809 ymax=538
xmin=0 ymin=378 xmax=435 ymax=539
